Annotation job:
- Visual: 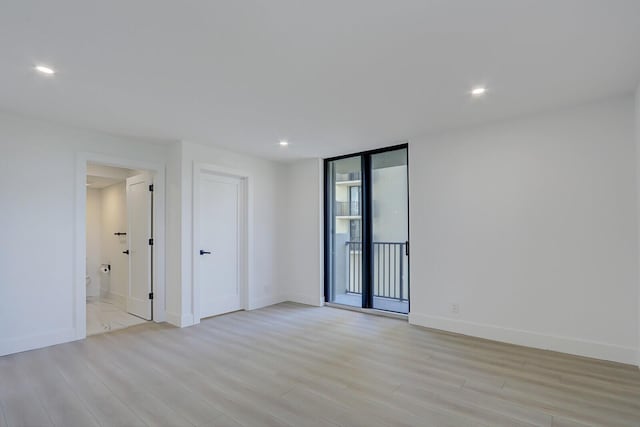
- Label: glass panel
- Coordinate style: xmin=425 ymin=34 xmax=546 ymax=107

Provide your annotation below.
xmin=370 ymin=148 xmax=409 ymax=313
xmin=327 ymin=156 xmax=362 ymax=307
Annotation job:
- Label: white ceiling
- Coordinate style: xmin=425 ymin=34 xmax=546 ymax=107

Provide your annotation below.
xmin=86 ymin=175 xmax=123 ymax=189
xmin=86 ymin=164 xmax=137 ymax=189
xmin=1 ymin=1 xmax=639 ymax=161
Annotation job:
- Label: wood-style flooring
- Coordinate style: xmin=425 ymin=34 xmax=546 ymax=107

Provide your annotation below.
xmin=0 ymin=302 xmax=638 ymax=427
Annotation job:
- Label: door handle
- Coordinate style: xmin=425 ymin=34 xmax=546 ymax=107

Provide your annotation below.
xmin=122 ymin=250 xmax=130 ymax=255
xmin=200 ymin=250 xmax=212 ymax=255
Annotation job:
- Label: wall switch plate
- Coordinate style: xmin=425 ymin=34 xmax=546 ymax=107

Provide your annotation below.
xmin=451 ymin=303 xmax=460 ymax=314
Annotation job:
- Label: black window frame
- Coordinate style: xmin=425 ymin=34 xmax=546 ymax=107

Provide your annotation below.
xmin=323 ymin=143 xmax=409 ymax=311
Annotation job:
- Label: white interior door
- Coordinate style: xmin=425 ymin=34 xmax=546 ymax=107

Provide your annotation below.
xmin=197 ymin=172 xmax=243 ymax=319
xmin=126 ymin=172 xmax=153 ymax=320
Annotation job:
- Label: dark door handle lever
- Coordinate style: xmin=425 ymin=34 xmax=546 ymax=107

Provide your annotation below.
xmin=200 ymin=250 xmax=211 ymax=255
xmin=122 ymin=250 xmax=130 ymax=255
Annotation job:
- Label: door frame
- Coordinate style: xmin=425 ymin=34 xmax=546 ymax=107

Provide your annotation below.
xmin=192 ymin=163 xmax=252 ymax=323
xmin=323 ymin=143 xmax=410 ymax=313
xmin=75 ymin=153 xmax=166 ymax=340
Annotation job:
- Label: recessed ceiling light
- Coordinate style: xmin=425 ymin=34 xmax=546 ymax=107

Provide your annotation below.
xmin=35 ymin=65 xmax=55 ymax=75
xmin=279 ymin=140 xmax=289 ymax=147
xmin=470 ymin=86 xmax=487 ymax=96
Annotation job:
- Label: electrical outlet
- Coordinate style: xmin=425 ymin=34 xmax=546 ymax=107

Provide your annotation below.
xmin=451 ymin=303 xmax=460 ymax=314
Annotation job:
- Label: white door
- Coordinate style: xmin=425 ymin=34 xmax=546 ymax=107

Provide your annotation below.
xmin=126 ymin=173 xmax=153 ymax=320
xmin=196 ymin=172 xmax=243 ymax=319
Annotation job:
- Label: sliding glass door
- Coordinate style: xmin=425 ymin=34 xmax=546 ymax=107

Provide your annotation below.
xmin=325 ymin=145 xmax=409 ymax=314
xmin=326 ymin=155 xmax=363 ymax=308
xmin=371 ymin=150 xmax=409 ymax=313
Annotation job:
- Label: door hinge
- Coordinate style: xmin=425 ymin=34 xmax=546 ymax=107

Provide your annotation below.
xmin=148 ymin=292 xmax=154 ymax=300
xmin=149 ymin=184 xmax=154 ymax=192
xmin=405 ymin=241 xmax=409 ymax=256
xmin=148 ymin=238 xmax=154 ymax=246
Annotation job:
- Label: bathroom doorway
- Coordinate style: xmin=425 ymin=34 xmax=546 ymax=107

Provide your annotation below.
xmin=85 ymin=163 xmax=153 ymax=335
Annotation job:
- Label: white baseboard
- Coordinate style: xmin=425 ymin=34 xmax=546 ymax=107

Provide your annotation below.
xmin=409 ymin=312 xmax=638 ymax=366
xmin=285 ymin=292 xmax=323 ymax=307
xmin=165 ymin=312 xmax=180 ymax=326
xmin=0 ymin=327 xmax=77 ymax=357
xmin=177 ymin=295 xmax=286 ymax=327
xmin=247 ymin=294 xmax=286 ymax=311
xmin=166 ymin=311 xmax=194 ymax=327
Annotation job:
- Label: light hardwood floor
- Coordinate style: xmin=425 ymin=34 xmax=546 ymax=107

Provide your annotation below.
xmin=1 ymin=303 xmax=639 ymax=427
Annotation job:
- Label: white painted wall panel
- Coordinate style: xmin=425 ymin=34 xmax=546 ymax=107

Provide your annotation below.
xmin=100 ymin=182 xmax=128 ymax=299
xmin=0 ymin=112 xmax=168 ymax=355
xmin=85 ymin=188 xmax=102 ymax=297
xmin=409 ymin=95 xmax=638 ymax=364
xmin=282 ymin=159 xmax=324 ymax=306
xmin=172 ymin=141 xmax=288 ymax=324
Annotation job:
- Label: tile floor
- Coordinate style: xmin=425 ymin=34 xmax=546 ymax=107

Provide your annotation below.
xmin=86 ymin=297 xmax=147 ymax=336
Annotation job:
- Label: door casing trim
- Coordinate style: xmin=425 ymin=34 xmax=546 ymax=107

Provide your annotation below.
xmin=192 ymin=162 xmax=252 ymax=323
xmin=75 ymin=153 xmax=166 ymax=340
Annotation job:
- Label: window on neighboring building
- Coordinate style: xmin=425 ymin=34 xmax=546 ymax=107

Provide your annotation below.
xmin=349 ymin=219 xmax=361 ymax=242
xmin=349 ymin=185 xmax=360 ymax=216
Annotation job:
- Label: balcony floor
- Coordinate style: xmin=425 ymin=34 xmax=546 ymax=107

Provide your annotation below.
xmin=333 ymin=293 xmax=409 ymax=314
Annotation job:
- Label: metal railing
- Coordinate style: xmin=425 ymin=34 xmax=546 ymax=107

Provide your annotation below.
xmin=345 ymin=241 xmax=407 ymax=301
xmin=336 ymin=171 xmax=361 ymax=182
xmin=335 ymin=201 xmax=360 ymax=216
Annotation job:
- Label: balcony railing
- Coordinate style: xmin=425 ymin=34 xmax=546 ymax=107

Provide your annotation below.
xmin=335 ymin=201 xmax=360 ymax=216
xmin=336 ymin=171 xmax=361 ymax=182
xmin=345 ymin=241 xmax=408 ymax=301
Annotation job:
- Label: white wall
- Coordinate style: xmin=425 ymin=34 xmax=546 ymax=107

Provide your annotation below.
xmin=0 ymin=112 xmax=169 ymax=356
xmin=0 ymin=110 xmax=300 ymax=354
xmin=86 ymin=188 xmax=102 ymax=297
xmin=100 ymin=181 xmax=128 ymax=299
xmin=282 ymin=158 xmax=324 ymax=306
xmin=165 ymin=141 xmax=289 ymax=326
xmin=2 ymin=93 xmax=638 ymax=366
xmin=409 ymin=95 xmax=639 ymax=364
xmin=165 ymin=142 xmax=183 ymax=325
